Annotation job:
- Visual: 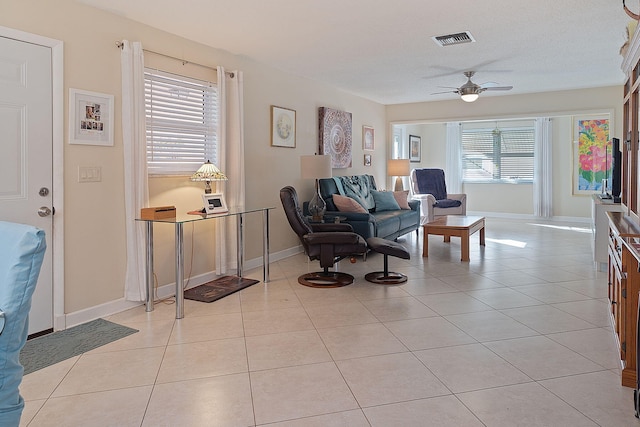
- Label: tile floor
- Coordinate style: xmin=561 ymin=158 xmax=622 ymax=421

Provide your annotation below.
xmin=18 ymin=218 xmax=640 ymax=426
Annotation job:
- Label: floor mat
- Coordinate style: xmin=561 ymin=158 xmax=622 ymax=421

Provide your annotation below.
xmin=20 ymin=318 xmax=138 ymax=375
xmin=184 ymin=275 xmax=260 ymax=303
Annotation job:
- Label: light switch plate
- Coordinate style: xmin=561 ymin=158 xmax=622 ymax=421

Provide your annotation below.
xmin=78 ymin=166 xmax=101 ymax=183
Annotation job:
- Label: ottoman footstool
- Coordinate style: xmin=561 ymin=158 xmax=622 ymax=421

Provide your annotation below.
xmin=365 ymin=237 xmax=410 ymax=284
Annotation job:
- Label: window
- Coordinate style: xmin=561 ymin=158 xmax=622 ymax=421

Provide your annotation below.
xmin=144 ymin=68 xmax=218 ymax=175
xmin=462 ymin=125 xmax=534 ymax=183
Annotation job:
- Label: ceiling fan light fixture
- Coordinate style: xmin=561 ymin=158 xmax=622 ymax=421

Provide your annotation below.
xmin=459 ymin=85 xmax=480 ymax=102
xmin=460 ymin=93 xmax=479 ymax=102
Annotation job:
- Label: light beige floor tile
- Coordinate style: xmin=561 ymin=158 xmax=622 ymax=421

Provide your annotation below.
xmin=445 ymin=310 xmax=539 ymax=342
xmin=21 ymin=357 xmax=78 ymax=401
xmin=51 ymin=348 xmax=164 ymax=397
xmin=168 ymin=312 xmax=244 ymax=344
xmin=347 ymin=282 xmax=411 ymax=301
xmin=415 ymin=343 xmax=532 ymax=392
xmin=304 ymin=301 xmax=378 ymax=329
xmin=458 ymin=382 xmax=599 ymax=426
xmin=184 ymin=291 xmax=242 ymax=316
xmin=361 ymin=296 xmax=438 ymax=322
xmin=156 ymin=337 xmax=247 ymax=383
xmin=552 ymin=299 xmax=611 ymax=327
xmin=317 ymin=323 xmax=408 ymax=360
xmin=336 ymin=352 xmax=450 ymax=407
xmin=20 ymin=399 xmax=45 ymax=427
xmin=547 ymin=327 xmax=621 ymax=369
xmin=500 ymin=304 xmax=595 ymax=334
xmin=259 ymin=409 xmax=370 ymax=427
xmin=86 ymin=319 xmax=173 ymax=353
xmin=416 ymin=292 xmax=493 ymax=315
xmin=250 ymin=362 xmax=359 ymax=425
xmin=420 ymin=261 xmax=471 ymax=277
xmin=385 ymin=316 xmax=476 ymax=350
xmin=556 ymin=278 xmax=609 ymax=299
xmin=294 ymin=286 xmax=360 ymax=307
xmin=439 ymin=273 xmax=505 ymax=291
xmin=105 ymin=302 xmax=177 ymax=324
xmin=240 ymin=288 xmax=302 ymax=312
xmin=479 ymin=270 xmax=544 ymax=286
xmin=512 ymin=282 xmax=592 ymax=303
xmin=466 ymin=287 xmax=544 ymax=309
xmin=143 ymin=373 xmax=254 ymax=427
xmin=246 ymin=330 xmax=332 ymax=371
xmin=518 ymin=267 xmax=585 ymax=283
xmin=243 ymin=306 xmax=315 ymax=336
xmin=484 ymin=335 xmax=604 ymax=380
xmin=398 ymin=277 xmax=459 ymax=296
xmin=363 ymin=395 xmax=484 ymax=427
xmin=540 ymin=370 xmax=638 ymax=427
xmin=30 ymin=386 xmax=152 ymax=427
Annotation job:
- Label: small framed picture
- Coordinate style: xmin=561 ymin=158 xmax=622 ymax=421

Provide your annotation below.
xmin=69 ymin=88 xmax=114 ymax=146
xmin=409 ymin=134 xmax=421 ymax=162
xmin=271 ymin=106 xmax=296 ymax=148
xmin=363 ymin=125 xmax=374 ymax=151
xmin=202 ymin=193 xmax=228 ymax=214
xmin=364 ymin=154 xmax=372 ymax=166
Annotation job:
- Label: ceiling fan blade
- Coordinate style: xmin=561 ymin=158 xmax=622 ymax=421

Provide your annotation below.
xmin=483 ymin=86 xmax=513 ymax=91
xmin=431 ymin=90 xmax=458 ymax=95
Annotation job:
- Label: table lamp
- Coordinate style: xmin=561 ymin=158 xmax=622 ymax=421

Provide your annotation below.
xmin=300 ymin=154 xmax=332 ymax=222
xmin=190 ymin=160 xmax=227 ymax=194
xmin=387 ymin=159 xmax=410 ymax=191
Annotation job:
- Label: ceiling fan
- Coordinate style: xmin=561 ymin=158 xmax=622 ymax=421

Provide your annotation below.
xmin=432 ymin=71 xmax=513 ymax=102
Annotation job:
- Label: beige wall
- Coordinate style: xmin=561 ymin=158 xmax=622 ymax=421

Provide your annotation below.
xmin=1 ymin=0 xmax=387 ymax=315
xmin=388 ymin=86 xmax=623 ymax=218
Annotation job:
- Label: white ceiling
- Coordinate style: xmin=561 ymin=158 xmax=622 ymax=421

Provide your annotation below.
xmin=80 ymin=0 xmax=632 ymax=105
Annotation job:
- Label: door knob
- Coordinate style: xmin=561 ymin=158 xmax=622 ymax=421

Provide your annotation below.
xmin=38 ymin=207 xmax=52 ymax=217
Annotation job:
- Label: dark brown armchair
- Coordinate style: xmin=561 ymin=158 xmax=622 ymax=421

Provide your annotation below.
xmin=280 ymin=186 xmax=367 ymax=287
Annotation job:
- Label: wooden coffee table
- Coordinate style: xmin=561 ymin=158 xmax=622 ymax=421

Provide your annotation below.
xmin=423 ymin=215 xmax=485 ymax=261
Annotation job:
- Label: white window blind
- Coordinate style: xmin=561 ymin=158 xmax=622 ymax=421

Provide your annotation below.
xmin=144 ymin=68 xmax=217 ymax=175
xmin=462 ymin=127 xmax=534 ymax=182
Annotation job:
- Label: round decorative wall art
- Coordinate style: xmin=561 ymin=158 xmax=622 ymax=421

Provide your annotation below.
xmin=319 ymin=107 xmax=352 ymax=168
xmin=270 ymin=105 xmax=296 ymax=148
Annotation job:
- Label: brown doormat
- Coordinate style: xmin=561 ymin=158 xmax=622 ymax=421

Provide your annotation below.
xmin=184 ymin=275 xmax=260 ymax=303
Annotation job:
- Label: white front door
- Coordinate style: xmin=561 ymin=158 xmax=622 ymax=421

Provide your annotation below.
xmin=0 ymin=36 xmax=53 ymax=335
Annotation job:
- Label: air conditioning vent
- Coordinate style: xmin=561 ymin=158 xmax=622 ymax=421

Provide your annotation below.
xmin=432 ymin=31 xmax=475 ymax=47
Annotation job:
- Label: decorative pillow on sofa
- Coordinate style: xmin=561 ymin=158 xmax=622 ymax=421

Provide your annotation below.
xmin=393 ymin=190 xmax=411 ymax=210
xmin=333 ymin=194 xmax=368 ymax=213
xmin=371 ymin=190 xmax=400 ymax=211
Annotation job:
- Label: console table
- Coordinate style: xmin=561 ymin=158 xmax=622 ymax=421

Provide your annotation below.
xmin=136 ymin=207 xmax=274 ymax=319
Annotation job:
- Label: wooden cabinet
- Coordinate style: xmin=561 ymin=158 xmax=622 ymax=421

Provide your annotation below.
xmin=608 ymin=211 xmax=640 ymax=387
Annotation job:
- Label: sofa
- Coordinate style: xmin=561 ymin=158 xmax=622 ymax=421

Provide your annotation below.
xmin=308 ymin=175 xmax=420 ymax=240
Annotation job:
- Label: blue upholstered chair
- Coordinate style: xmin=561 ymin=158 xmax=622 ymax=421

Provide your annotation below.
xmin=0 ymin=221 xmax=46 ymax=427
xmin=410 ymin=168 xmax=466 ymax=224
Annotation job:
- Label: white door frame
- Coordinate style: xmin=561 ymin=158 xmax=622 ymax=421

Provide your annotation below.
xmin=0 ymin=25 xmax=65 ymax=331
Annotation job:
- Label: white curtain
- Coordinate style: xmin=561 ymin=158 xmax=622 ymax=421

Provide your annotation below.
xmin=121 ymin=41 xmax=149 ymax=301
xmin=534 ymin=117 xmax=553 ymax=218
xmin=215 ymin=66 xmax=245 ymax=274
xmin=445 ymin=122 xmax=463 ymax=193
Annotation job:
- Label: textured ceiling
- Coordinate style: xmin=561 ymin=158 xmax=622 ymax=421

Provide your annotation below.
xmin=80 ymin=0 xmax=632 ymax=104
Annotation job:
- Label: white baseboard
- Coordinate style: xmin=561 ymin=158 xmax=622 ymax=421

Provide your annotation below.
xmin=467 ymin=211 xmax=591 ymax=224
xmin=58 ymin=244 xmax=304 ymax=330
